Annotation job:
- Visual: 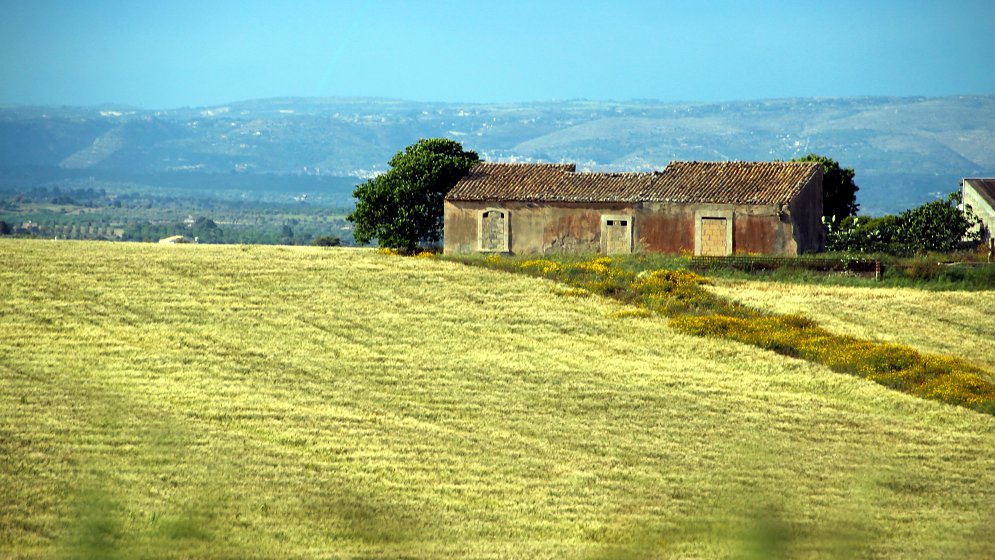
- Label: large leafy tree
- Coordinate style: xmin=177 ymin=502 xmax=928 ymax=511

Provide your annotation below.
xmin=896 ymin=191 xmax=981 ymax=253
xmin=826 ymin=192 xmax=981 ymax=254
xmin=348 ymin=138 xmax=479 ymax=252
xmin=792 ymin=153 xmax=859 ymax=228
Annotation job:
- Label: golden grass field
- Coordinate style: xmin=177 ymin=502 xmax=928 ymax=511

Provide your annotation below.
xmin=709 ymin=280 xmax=995 ymax=373
xmin=1 ymin=239 xmax=994 ymax=559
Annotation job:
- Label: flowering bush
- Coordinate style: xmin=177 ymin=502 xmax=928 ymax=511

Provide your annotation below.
xmin=519 ymin=259 xmax=563 ymax=275
xmin=631 ymin=270 xmax=710 ymax=302
xmin=574 ymin=256 xmax=613 ymax=275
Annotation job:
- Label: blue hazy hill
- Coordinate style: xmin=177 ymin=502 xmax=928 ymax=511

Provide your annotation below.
xmin=2 ymin=95 xmax=993 ymax=214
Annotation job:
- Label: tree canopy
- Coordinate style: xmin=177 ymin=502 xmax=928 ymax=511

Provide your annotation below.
xmin=348 ymin=138 xmax=479 ymax=252
xmin=791 ymin=153 xmax=859 ymax=228
xmin=896 ymin=192 xmax=981 ymax=253
xmin=827 ymin=191 xmax=981 ymax=254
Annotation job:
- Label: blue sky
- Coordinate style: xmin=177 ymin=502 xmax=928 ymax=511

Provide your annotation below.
xmin=2 ymin=0 xmax=993 ymax=109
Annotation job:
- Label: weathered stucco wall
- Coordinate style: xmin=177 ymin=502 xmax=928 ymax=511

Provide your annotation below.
xmin=788 ymin=172 xmax=825 ymax=253
xmin=445 ymin=199 xmax=816 ymax=256
xmin=444 ymin=201 xmax=635 ymax=255
xmin=443 ymin=201 xmax=479 ymax=254
xmin=963 ymin=184 xmax=995 ymax=241
xmin=643 ymin=202 xmax=800 ymax=255
xmin=637 ymin=203 xmax=695 ymax=253
xmin=733 ymin=213 xmax=780 ymax=254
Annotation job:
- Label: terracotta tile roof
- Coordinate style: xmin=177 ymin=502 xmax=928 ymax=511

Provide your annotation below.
xmin=551 ymin=172 xmax=660 ymax=202
xmin=647 ymin=161 xmax=821 ymax=205
xmin=445 ymin=162 xmax=576 ymax=201
xmin=447 ymin=161 xmax=821 ymax=205
xmin=964 ymin=178 xmax=995 ymax=210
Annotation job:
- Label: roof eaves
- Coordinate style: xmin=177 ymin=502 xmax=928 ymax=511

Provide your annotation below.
xmin=964 ymin=178 xmax=995 ymax=210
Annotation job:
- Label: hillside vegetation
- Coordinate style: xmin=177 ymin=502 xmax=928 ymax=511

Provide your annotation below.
xmin=1 ymin=240 xmax=994 ymax=559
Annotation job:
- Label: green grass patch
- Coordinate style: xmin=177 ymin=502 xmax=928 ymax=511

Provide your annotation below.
xmin=449 ymin=253 xmax=995 ymax=415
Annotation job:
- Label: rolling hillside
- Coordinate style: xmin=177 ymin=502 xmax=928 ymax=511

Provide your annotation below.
xmin=3 ymin=95 xmax=994 ymax=213
xmin=1 ymin=239 xmax=993 ymax=558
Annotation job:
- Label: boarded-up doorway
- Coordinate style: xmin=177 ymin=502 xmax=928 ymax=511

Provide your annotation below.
xmin=478 ymin=209 xmax=509 ymax=252
xmin=700 ymin=217 xmax=727 ymax=256
xmin=601 ymin=215 xmax=633 ymax=255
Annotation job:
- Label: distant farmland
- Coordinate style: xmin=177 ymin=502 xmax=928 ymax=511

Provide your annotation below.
xmin=1 ymin=240 xmax=993 ymax=559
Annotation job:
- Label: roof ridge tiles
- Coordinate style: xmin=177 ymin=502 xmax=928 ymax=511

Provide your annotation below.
xmin=446 ymin=160 xmax=820 ymax=204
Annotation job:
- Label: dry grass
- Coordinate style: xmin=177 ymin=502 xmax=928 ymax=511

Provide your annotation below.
xmin=1 ymin=239 xmax=994 ymax=559
xmin=710 ymin=279 xmax=995 ymax=373
xmin=458 ymin=254 xmax=995 ymax=413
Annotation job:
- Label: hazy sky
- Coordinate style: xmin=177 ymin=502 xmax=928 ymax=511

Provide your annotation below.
xmin=2 ymin=0 xmax=993 ymax=109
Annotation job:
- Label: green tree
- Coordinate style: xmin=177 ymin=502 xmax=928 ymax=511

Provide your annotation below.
xmin=827 ymin=192 xmax=981 ymax=255
xmin=826 ymin=214 xmax=902 ymax=253
xmin=791 ymin=154 xmax=859 ymax=228
xmin=896 ymin=191 xmax=981 ymax=253
xmin=191 ymin=217 xmax=222 ymax=243
xmin=348 ymin=138 xmax=479 ymax=253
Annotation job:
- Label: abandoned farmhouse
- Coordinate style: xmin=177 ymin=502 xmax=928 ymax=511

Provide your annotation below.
xmin=444 ymin=160 xmax=824 ymax=256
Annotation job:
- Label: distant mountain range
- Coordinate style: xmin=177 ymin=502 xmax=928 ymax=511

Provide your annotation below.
xmin=2 ymin=95 xmax=993 ymax=214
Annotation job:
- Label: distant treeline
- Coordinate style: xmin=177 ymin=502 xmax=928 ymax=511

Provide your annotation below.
xmin=0 ymin=182 xmax=356 ymax=246
xmin=0 ymin=182 xmax=354 ymax=212
xmin=0 ymin=165 xmax=361 ymax=205
xmin=2 ymin=213 xmax=353 ymax=246
xmin=119 ymin=217 xmax=348 ymax=245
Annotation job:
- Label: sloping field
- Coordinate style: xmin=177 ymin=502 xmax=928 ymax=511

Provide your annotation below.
xmin=1 ymin=239 xmax=993 ymax=559
xmin=709 ymin=279 xmax=995 ymax=373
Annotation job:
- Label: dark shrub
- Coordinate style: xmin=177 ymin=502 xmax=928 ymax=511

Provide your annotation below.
xmin=313 ymin=236 xmax=341 ymax=247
